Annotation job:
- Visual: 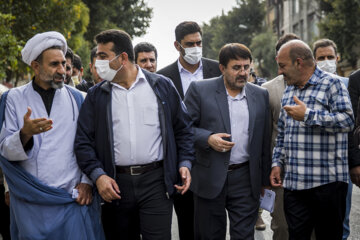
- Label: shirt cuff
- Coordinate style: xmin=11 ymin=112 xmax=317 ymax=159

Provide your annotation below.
xmin=271 ymin=162 xmax=283 ymax=168
xmin=81 ymin=173 xmax=93 ymax=186
xmin=4 ymin=130 xmax=30 ymax=161
xmin=179 ymin=160 xmax=192 ymax=171
xmin=89 ymin=167 xmax=107 ymax=183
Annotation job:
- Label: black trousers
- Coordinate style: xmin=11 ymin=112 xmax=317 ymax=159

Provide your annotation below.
xmin=101 ymin=167 xmax=173 ymax=240
xmin=193 ymin=165 xmax=259 ymax=240
xmin=0 ymin=184 xmax=10 ymax=240
xmin=284 ymin=181 xmax=348 ymax=240
xmin=173 ymin=190 xmax=194 ymax=240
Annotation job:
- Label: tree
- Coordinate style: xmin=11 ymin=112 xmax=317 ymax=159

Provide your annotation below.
xmin=250 ymin=29 xmax=278 ymax=79
xmin=0 ymin=0 xmax=90 ymax=85
xmin=0 ymin=13 xmax=23 ymax=81
xmin=317 ymin=0 xmax=360 ymax=67
xmin=202 ymin=0 xmax=266 ymax=60
xmin=83 ymin=0 xmax=152 ymax=43
xmin=0 ymin=0 xmax=153 ymax=85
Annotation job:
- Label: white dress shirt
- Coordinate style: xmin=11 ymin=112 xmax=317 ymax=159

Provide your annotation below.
xmin=177 ymin=59 xmax=203 ymax=95
xmin=227 ymin=86 xmax=250 ymax=165
xmin=111 ymin=67 xmax=163 ymax=166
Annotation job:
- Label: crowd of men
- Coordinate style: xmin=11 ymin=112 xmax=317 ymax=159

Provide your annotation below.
xmin=0 ymin=20 xmax=360 ymax=240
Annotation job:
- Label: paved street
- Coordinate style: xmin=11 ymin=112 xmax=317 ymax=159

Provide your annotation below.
xmin=171 ymin=186 xmax=360 ymax=240
xmin=1 ymin=187 xmax=359 ymax=240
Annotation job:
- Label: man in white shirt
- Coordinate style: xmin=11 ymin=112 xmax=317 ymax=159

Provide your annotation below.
xmin=75 ymin=29 xmax=194 ymax=240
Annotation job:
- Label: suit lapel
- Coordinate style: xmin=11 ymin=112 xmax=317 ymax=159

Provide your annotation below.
xmin=215 ymin=77 xmax=231 ymax=134
xmin=246 ymin=84 xmax=256 ymax=144
xmin=202 ymin=58 xmax=211 ymax=79
xmin=168 ymin=62 xmax=185 ymax=99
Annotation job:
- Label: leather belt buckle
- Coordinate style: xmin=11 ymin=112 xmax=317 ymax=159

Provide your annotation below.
xmin=130 ymin=166 xmax=142 ymax=175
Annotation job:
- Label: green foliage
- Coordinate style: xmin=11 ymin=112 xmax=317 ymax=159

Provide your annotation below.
xmin=317 ymin=0 xmax=360 ymax=66
xmin=0 ymin=0 xmax=90 ymax=84
xmin=250 ymin=29 xmax=277 ymax=79
xmin=0 ymin=13 xmax=23 ymax=81
xmin=202 ymin=0 xmax=266 ymax=60
xmin=0 ymin=0 xmax=88 ymax=46
xmin=0 ymin=0 xmax=152 ymax=85
xmin=83 ymin=0 xmax=152 ymax=43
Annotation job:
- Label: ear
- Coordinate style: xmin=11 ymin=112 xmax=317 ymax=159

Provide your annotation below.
xmin=31 ymin=61 xmax=40 ymax=75
xmin=336 ymin=54 xmax=340 ymax=63
xmin=174 ymin=41 xmax=181 ymax=51
xmin=219 ymin=64 xmax=225 ymax=74
xmin=295 ymin=58 xmax=303 ymax=68
xmin=119 ymin=52 xmax=129 ymax=65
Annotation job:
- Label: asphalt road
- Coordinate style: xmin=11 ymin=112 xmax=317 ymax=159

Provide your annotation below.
xmin=171 ymin=186 xmax=360 ymax=240
xmin=1 ymin=187 xmax=359 ymax=240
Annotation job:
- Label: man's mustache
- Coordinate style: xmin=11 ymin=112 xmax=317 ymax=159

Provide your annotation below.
xmin=53 ymin=73 xmax=65 ymax=80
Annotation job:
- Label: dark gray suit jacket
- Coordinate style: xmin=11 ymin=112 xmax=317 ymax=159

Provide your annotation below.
xmin=184 ymin=76 xmax=271 ymax=199
xmin=157 ymin=57 xmax=221 ymax=99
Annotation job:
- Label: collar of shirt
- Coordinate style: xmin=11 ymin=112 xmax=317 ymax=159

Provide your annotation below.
xmin=32 ymin=78 xmax=56 ymax=116
xmin=177 ymin=58 xmax=203 ymax=76
xmin=111 ymin=65 xmax=146 ymax=91
xmin=295 ymin=66 xmax=322 ymax=90
xmin=225 ymin=84 xmax=247 ymax=101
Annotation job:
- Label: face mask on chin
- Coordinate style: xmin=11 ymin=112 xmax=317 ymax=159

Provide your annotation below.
xmin=178 ymin=43 xmax=202 ymax=65
xmin=71 ymin=75 xmax=80 ymax=86
xmin=317 ymin=59 xmax=337 ymax=74
xmin=95 ymin=55 xmax=123 ymax=81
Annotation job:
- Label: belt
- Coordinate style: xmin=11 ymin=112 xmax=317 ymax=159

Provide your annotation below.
xmin=228 ymin=161 xmax=249 ymax=172
xmin=116 ymin=161 xmax=163 ymax=176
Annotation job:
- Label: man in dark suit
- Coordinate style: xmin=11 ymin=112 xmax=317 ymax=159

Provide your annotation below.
xmin=185 ymin=43 xmax=271 ymax=240
xmin=157 ymin=21 xmax=221 ymax=240
xmin=157 ymin=21 xmax=221 ymax=99
xmin=347 ymin=69 xmax=360 ymax=188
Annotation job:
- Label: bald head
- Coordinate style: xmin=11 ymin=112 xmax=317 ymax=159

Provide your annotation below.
xmin=278 ymin=40 xmax=315 ymax=67
xmin=276 ymin=40 xmax=316 ymax=87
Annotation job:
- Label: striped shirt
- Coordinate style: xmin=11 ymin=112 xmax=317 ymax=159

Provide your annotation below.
xmin=272 ymin=67 xmax=354 ymax=190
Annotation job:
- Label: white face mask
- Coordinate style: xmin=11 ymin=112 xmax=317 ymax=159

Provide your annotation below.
xmin=71 ymin=75 xmax=80 ymax=86
xmin=95 ymin=55 xmax=123 ymax=81
xmin=317 ymin=59 xmax=337 ymax=74
xmin=179 ymin=43 xmax=202 ymax=65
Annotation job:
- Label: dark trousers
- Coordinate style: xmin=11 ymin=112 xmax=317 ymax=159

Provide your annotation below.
xmin=101 ymin=167 xmax=173 ymax=240
xmin=284 ymin=181 xmax=348 ymax=240
xmin=173 ymin=190 xmax=194 ymax=240
xmin=194 ymin=165 xmax=259 ymax=240
xmin=0 ymin=184 xmax=11 ymax=240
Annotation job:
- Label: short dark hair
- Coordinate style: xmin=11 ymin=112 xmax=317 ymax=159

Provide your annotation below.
xmin=175 ymin=21 xmax=202 ymax=42
xmin=134 ymin=42 xmax=158 ymax=62
xmin=219 ymin=43 xmax=252 ymax=67
xmin=90 ymin=46 xmax=97 ymax=64
xmin=313 ymin=38 xmax=337 ymax=57
xmin=275 ymin=33 xmax=300 ymax=54
xmin=65 ymin=47 xmax=74 ymax=64
xmin=72 ymin=54 xmax=82 ymax=70
xmin=95 ymin=29 xmax=134 ymax=62
xmin=35 ymin=45 xmax=63 ymax=63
